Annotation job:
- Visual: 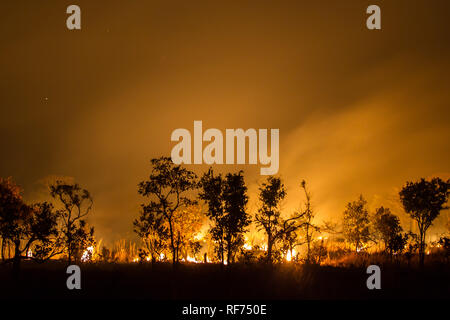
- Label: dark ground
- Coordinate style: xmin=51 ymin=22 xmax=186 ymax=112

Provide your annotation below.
xmin=0 ymin=261 xmax=448 ymax=300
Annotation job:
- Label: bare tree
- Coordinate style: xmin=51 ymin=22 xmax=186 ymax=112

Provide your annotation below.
xmin=295 ymin=180 xmax=320 ymax=263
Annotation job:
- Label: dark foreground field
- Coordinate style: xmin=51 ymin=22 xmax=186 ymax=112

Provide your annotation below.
xmin=0 ymin=261 xmax=448 ymax=300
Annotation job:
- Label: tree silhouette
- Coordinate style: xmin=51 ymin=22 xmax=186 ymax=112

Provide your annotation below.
xmin=138 ymin=157 xmax=197 ymax=266
xmin=342 ymin=195 xmax=371 ymax=252
xmin=373 ymin=207 xmax=407 ymax=256
xmin=256 ymin=177 xmax=308 ymax=264
xmin=295 ymin=180 xmax=320 ymax=263
xmin=387 ymin=232 xmax=408 ymax=256
xmin=134 ymin=207 xmax=169 ymax=263
xmin=399 ymin=177 xmax=449 ymax=266
xmin=0 ymin=178 xmax=61 ymax=278
xmin=50 ymin=181 xmax=94 ymax=264
xmin=222 ymin=171 xmax=251 ymax=264
xmin=199 ymin=169 xmax=251 ymax=264
xmin=255 ymin=176 xmax=286 ymax=264
xmin=199 ymin=168 xmax=226 ymax=264
xmin=0 ymin=178 xmax=23 ymax=265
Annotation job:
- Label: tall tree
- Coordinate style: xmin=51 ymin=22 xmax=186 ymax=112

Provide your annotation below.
xmin=50 ymin=181 xmax=95 ymax=264
xmin=255 ymin=177 xmax=286 ymax=263
xmin=0 ymin=178 xmax=61 ymax=278
xmin=199 ymin=168 xmax=226 ymax=264
xmin=342 ymin=195 xmax=371 ymax=252
xmin=256 ymin=177 xmax=305 ymax=264
xmin=199 ymin=169 xmax=251 ymax=264
xmin=138 ymin=157 xmax=197 ymax=266
xmin=399 ymin=177 xmax=449 ymax=266
xmin=222 ymin=171 xmax=251 ymax=264
xmin=296 ymin=180 xmax=320 ymax=263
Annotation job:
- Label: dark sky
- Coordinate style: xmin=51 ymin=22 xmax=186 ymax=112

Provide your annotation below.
xmin=1 ymin=1 xmax=449 ymax=244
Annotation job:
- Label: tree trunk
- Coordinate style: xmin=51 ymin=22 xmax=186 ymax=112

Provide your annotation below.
xmin=65 ymin=220 xmax=72 ymax=265
xmin=220 ymin=232 xmax=224 ymax=265
xmin=267 ymin=234 xmax=273 ymax=264
xmin=419 ymin=226 xmax=425 ymax=268
xmin=220 ymin=239 xmax=224 ymax=265
xmin=175 ymin=232 xmax=181 ymax=263
xmin=168 ymin=218 xmax=176 ymax=266
xmin=1 ymin=237 xmax=4 ymax=262
xmin=12 ymin=241 xmax=21 ymax=280
xmin=305 ymin=224 xmax=311 ymax=264
xmin=67 ymin=228 xmax=73 ymax=265
xmin=68 ymin=242 xmax=72 ymax=264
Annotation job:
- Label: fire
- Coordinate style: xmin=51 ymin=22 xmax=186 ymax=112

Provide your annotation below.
xmin=286 ymin=249 xmax=296 ymax=262
xmin=243 ymin=243 xmax=252 ymax=250
xmin=186 ymin=255 xmax=202 ymax=263
xmin=27 ymin=249 xmax=33 ymax=258
xmin=193 ymin=232 xmax=204 ymax=241
xmin=81 ymin=246 xmax=94 ymax=262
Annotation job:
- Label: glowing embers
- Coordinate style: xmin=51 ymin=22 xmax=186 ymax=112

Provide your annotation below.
xmin=81 ymin=246 xmax=94 ymax=262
